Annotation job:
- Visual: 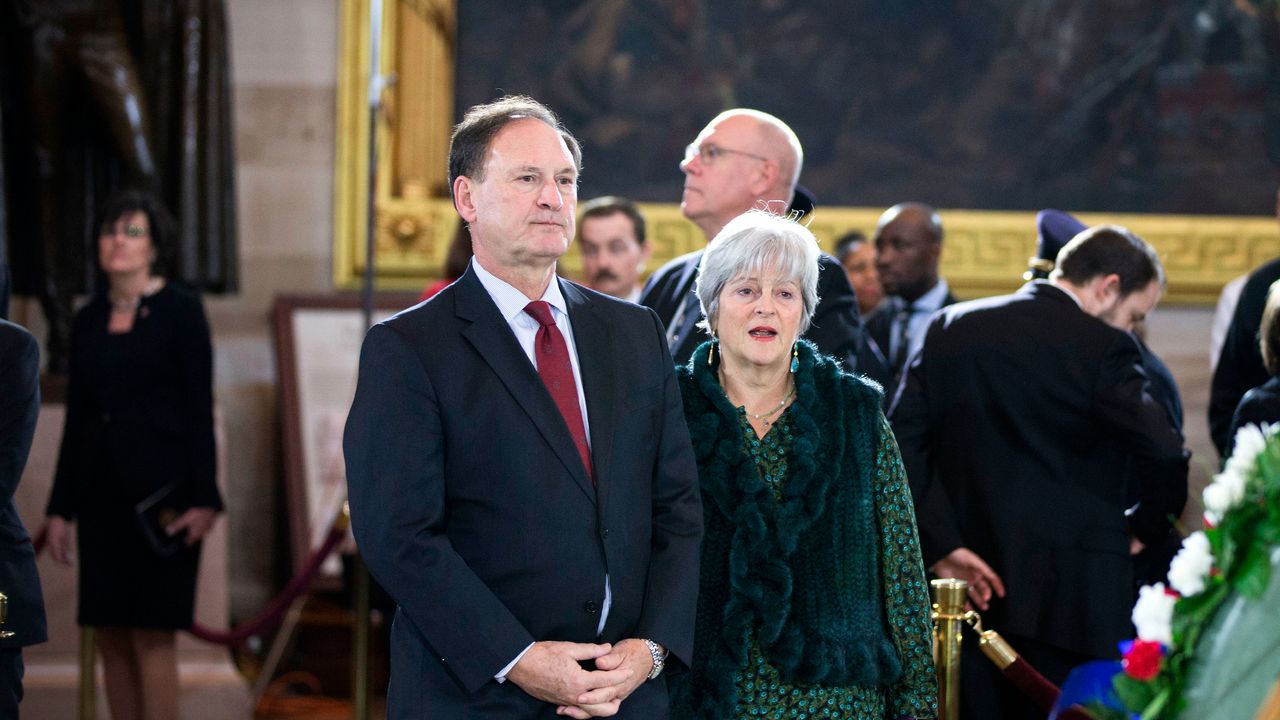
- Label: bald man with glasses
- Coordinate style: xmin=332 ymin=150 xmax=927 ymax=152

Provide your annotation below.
xmin=640 ymin=109 xmax=868 ymax=371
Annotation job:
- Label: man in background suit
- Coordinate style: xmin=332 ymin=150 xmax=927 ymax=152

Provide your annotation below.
xmin=866 ymin=202 xmax=958 ymax=398
xmin=344 ymin=96 xmax=702 ymax=719
xmin=891 ymin=225 xmax=1188 ymax=720
xmin=1029 ymin=209 xmax=1187 ymax=590
xmin=0 ymin=319 xmax=48 ymax=716
xmin=639 ymin=109 xmax=864 ymax=370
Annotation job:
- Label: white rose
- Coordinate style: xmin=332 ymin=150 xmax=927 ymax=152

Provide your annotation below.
xmin=1202 ymin=483 xmax=1229 ymax=526
xmin=1132 ymin=582 xmax=1175 ymax=646
xmin=1216 ymin=469 xmax=1247 ymax=506
xmin=1224 ymin=424 xmax=1268 ymax=479
xmin=1167 ymin=531 xmax=1214 ymax=597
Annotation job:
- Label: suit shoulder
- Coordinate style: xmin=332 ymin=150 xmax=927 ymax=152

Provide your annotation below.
xmin=0 ymin=319 xmax=36 ymax=352
xmin=379 ymin=287 xmax=455 ymax=335
xmin=0 ymin=320 xmax=38 ymax=379
xmin=649 ymin=251 xmax=702 ymax=283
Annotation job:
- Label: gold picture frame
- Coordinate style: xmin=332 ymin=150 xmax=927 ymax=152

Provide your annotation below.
xmin=333 ymin=1 xmax=1274 ymax=303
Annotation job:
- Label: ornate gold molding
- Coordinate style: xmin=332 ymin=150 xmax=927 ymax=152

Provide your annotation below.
xmin=333 ymin=0 xmax=456 ymax=289
xmin=333 ymin=2 xmax=1275 ymax=303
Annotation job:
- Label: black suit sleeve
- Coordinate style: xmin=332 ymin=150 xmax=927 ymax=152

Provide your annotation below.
xmin=888 ymin=318 xmax=963 ymax=566
xmin=176 ymin=294 xmax=222 ymax=510
xmin=632 ymin=309 xmax=703 ymax=668
xmin=1095 ymin=335 xmax=1188 ymax=546
xmin=1 ymin=324 xmax=39 ymax=508
xmin=805 ymin=255 xmax=862 ymax=369
xmin=344 ymin=323 xmax=535 ymax=693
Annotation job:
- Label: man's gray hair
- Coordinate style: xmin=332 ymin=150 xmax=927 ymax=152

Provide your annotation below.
xmin=695 ymin=210 xmax=821 ymax=336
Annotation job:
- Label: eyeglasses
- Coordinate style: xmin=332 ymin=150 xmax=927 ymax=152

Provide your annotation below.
xmin=100 ymin=224 xmax=149 ymax=239
xmin=683 ymin=142 xmax=769 ymax=166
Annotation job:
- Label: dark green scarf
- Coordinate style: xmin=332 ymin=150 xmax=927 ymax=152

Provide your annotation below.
xmin=671 ymin=340 xmax=902 ymax=717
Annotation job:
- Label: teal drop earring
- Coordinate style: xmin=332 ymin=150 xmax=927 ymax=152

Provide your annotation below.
xmin=790 ymin=342 xmax=799 ymax=373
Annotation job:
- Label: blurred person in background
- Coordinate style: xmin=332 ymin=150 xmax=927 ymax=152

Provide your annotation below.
xmin=44 ymin=190 xmax=222 ymax=720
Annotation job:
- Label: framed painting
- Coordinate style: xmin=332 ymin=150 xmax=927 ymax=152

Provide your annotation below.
xmin=273 ymin=293 xmax=421 ymax=577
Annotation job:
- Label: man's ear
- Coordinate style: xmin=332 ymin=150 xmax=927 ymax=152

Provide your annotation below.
xmin=454 ymin=176 xmax=478 ymax=223
xmin=1098 ymin=273 xmax=1122 ymax=299
xmin=748 ymin=160 xmax=781 ymax=198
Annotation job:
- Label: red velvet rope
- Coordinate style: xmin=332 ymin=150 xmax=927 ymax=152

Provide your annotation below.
xmin=33 ymin=516 xmax=349 ymax=647
xmin=996 ymin=652 xmax=1097 ymax=718
xmin=188 ymin=523 xmax=347 ymax=645
xmin=1001 ymin=656 xmax=1061 ymax=712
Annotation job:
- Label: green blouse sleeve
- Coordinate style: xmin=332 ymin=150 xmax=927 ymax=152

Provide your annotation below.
xmin=874 ymin=413 xmax=939 ymax=719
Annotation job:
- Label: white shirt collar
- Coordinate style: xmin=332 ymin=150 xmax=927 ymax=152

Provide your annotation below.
xmin=471 ymin=258 xmax=569 ymax=322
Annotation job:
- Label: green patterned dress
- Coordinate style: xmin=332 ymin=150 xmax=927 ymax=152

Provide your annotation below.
xmin=731 ymin=409 xmax=937 ymax=719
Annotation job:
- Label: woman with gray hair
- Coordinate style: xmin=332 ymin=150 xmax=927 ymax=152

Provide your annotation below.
xmin=669 ymin=210 xmax=937 ymax=719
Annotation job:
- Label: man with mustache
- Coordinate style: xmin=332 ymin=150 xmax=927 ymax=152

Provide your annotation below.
xmin=578 ymin=196 xmax=651 ymax=303
xmin=344 ymin=96 xmax=703 ymax=718
xmin=639 ymin=109 xmax=864 ymax=370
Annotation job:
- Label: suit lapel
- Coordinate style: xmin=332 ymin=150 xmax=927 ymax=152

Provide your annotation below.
xmin=563 ymin=280 xmax=615 ymax=513
xmin=454 ymin=269 xmax=597 ymax=503
xmin=671 ymin=251 xmax=705 ymax=361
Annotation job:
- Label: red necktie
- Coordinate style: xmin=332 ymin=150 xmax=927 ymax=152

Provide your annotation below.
xmin=523 ymin=301 xmax=593 ymax=483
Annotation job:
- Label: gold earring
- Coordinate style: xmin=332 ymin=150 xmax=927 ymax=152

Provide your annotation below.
xmin=708 ymin=335 xmax=717 ymax=366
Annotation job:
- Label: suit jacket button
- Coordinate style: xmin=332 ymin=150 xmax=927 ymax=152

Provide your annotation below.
xmin=600 ymin=528 xmax=610 ymax=540
xmin=584 ymin=600 xmax=599 ymax=615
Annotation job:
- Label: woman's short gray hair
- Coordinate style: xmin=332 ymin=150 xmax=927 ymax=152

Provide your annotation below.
xmin=696 ymin=209 xmax=821 ymax=336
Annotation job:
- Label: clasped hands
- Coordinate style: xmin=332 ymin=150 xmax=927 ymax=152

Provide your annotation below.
xmin=507 ymin=638 xmax=654 ymax=718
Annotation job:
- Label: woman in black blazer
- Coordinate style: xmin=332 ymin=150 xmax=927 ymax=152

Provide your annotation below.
xmin=44 ymin=191 xmax=222 ymax=720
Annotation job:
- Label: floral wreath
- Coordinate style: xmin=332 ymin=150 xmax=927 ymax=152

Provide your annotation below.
xmin=1089 ymin=424 xmax=1280 ymax=720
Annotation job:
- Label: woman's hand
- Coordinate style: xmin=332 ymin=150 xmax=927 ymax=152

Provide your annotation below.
xmin=44 ymin=516 xmax=75 ymax=566
xmin=166 ymin=507 xmax=219 ymax=546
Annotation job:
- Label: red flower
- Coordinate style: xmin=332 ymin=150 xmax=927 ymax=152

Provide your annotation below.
xmin=1122 ymin=639 xmax=1164 ymax=681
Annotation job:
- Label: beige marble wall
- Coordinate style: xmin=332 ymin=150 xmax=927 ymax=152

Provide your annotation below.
xmin=211 ymin=0 xmax=341 ymax=618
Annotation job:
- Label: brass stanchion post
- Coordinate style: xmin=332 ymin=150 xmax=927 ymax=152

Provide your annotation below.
xmin=931 ymin=578 xmax=967 ymax=720
xmin=80 ymin=626 xmax=96 ymax=720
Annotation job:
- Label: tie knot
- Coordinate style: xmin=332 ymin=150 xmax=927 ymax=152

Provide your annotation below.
xmin=524 ymin=301 xmax=557 ymax=328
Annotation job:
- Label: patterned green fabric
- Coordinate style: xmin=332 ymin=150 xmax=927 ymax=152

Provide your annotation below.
xmin=728 ymin=410 xmax=937 ymax=719
xmin=669 ymin=340 xmax=937 ymax=719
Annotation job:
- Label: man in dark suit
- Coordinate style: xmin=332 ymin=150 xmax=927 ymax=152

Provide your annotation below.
xmin=865 ymin=202 xmax=958 ymax=398
xmin=1028 ymin=209 xmax=1187 ymax=591
xmin=343 ymin=96 xmax=703 ymax=719
xmin=0 ymin=319 xmax=48 ymax=716
xmin=639 ymin=109 xmax=864 ymax=371
xmin=890 ymin=225 xmax=1188 ymax=720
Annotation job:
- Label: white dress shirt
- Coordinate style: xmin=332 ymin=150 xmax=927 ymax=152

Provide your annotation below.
xmin=889 ymin=279 xmax=952 ymax=365
xmin=471 ymin=259 xmax=611 ymax=681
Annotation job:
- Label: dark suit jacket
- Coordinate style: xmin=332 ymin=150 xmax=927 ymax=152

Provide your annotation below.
xmin=343 ymin=266 xmax=703 ymax=719
xmin=1227 ymin=376 xmax=1280 ymax=456
xmin=1209 ymin=256 xmax=1280 ymax=456
xmin=889 ymin=282 xmax=1187 ymax=658
xmin=639 ymin=250 xmax=863 ymax=370
xmin=0 ymin=320 xmax=47 ymax=648
xmin=864 ymin=287 xmax=959 ymax=396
